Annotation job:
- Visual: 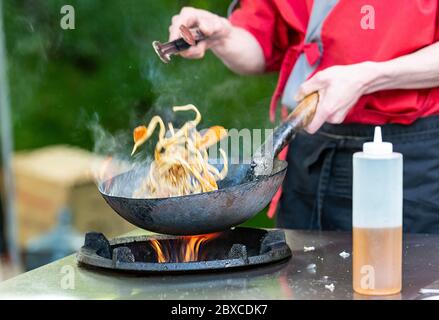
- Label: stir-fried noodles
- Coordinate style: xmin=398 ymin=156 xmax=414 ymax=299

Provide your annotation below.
xmin=131 ymin=105 xmax=228 ymax=198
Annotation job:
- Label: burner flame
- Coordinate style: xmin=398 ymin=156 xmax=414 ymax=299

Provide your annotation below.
xmin=150 ymin=233 xmax=219 ymax=263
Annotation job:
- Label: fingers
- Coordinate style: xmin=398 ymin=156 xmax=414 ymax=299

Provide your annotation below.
xmin=294 ymin=72 xmax=327 ymax=101
xmin=179 ymin=41 xmax=207 ymax=59
xmin=168 ymin=7 xmax=230 ymax=60
xmin=198 ymin=16 xmax=228 ymax=38
xmin=295 ymin=83 xmax=315 ymax=102
xmin=304 ymin=96 xmax=327 ymax=134
xmin=295 ymin=66 xmax=361 ymax=133
xmin=169 ymin=13 xmax=198 ymax=41
xmin=168 ymin=9 xmax=206 ymax=59
xmin=296 ymin=72 xmax=327 ymax=134
xmin=168 ymin=7 xmax=214 ymax=41
xmin=326 ymin=112 xmax=347 ymax=124
xmin=303 ymin=92 xmax=348 ymax=134
xmin=303 ymin=92 xmax=350 ymax=133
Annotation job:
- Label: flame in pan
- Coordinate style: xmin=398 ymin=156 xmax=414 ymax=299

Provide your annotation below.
xmin=150 ymin=233 xmax=219 ymax=263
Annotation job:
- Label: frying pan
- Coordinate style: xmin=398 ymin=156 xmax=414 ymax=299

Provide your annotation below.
xmin=99 ymin=93 xmax=319 ymax=235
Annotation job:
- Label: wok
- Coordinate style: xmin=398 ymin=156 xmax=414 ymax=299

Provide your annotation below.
xmin=100 ymin=93 xmax=319 ymax=235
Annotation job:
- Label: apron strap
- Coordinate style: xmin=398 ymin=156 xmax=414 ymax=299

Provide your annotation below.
xmin=312 ymin=145 xmax=336 ymax=229
xmin=280 ymin=0 xmax=339 ymax=110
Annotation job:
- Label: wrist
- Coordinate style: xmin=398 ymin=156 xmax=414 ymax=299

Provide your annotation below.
xmin=360 ymin=61 xmax=392 ymax=94
xmin=208 ymin=18 xmax=233 ymax=49
xmin=210 ymin=29 xmax=235 ymax=59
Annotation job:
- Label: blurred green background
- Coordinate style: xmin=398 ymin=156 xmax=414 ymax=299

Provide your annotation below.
xmin=3 ymin=0 xmax=278 ymax=228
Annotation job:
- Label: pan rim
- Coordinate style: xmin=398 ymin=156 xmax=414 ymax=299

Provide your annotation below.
xmin=99 ymin=159 xmax=288 ymax=202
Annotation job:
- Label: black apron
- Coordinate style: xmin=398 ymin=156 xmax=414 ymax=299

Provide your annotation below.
xmin=276 ymin=115 xmax=439 ymax=234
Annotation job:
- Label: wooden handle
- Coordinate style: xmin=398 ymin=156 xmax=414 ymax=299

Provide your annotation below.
xmin=179 ymin=25 xmax=206 ymax=46
xmin=269 ymin=92 xmax=319 ymax=158
xmin=250 ymin=91 xmax=320 ymax=176
xmin=289 ymin=92 xmax=319 ymax=129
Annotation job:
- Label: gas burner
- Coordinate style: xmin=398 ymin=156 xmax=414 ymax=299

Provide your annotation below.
xmin=76 ymin=228 xmax=291 ymax=273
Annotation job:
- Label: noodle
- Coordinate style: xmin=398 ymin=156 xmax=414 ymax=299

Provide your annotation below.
xmin=131 ymin=105 xmax=228 ymax=198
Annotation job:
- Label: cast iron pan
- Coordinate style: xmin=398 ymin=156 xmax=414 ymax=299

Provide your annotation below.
xmin=100 ymin=93 xmax=319 ymax=235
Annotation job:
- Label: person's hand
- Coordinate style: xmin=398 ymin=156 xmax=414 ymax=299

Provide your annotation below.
xmin=169 ymin=7 xmax=232 ymax=59
xmin=295 ymin=62 xmax=377 ymax=134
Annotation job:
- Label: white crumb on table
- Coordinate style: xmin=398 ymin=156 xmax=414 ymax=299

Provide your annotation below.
xmin=339 ymin=251 xmax=350 ymax=259
xmin=303 ymin=246 xmax=315 ymax=252
xmin=306 ymin=264 xmax=317 ymax=274
xmin=325 ymin=283 xmax=335 ymax=292
xmin=306 ymin=263 xmax=316 ymax=270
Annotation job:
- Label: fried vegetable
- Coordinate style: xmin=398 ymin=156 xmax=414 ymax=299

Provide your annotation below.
xmin=131 ymin=105 xmax=228 ymax=198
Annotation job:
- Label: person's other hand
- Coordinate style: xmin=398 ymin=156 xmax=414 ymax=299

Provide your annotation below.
xmin=295 ymin=62 xmax=377 ymax=134
xmin=169 ymin=7 xmax=232 ymax=59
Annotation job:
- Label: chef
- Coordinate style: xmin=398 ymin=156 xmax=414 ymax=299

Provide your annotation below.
xmin=168 ymin=0 xmax=439 ymax=233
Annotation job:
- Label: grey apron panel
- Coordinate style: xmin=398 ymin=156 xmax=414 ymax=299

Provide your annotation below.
xmin=281 ymin=0 xmax=339 ymax=109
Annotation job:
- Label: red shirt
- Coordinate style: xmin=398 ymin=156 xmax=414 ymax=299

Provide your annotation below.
xmin=230 ymin=0 xmax=439 ymax=125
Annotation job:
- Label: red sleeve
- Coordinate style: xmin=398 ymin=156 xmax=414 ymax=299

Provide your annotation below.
xmin=229 ymin=0 xmax=291 ymax=72
xmin=436 ymin=8 xmax=439 ymax=39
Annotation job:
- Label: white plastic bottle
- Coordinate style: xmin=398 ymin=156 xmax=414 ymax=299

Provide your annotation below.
xmin=352 ymin=126 xmax=403 ymax=295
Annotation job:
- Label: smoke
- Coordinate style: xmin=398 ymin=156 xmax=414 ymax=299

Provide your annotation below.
xmin=88 ymin=54 xmax=193 ymax=199
xmin=88 ymin=114 xmax=152 ymax=198
xmin=140 ymin=57 xmax=196 ymax=112
xmin=87 ymin=56 xmax=178 ymax=198
xmin=88 ymin=47 xmax=272 ymax=199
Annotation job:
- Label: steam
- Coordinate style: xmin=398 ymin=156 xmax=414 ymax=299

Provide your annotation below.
xmin=89 ymin=115 xmax=153 ymax=198
xmin=88 ymin=56 xmax=192 ymax=199
xmin=89 ymin=52 xmax=262 ymax=199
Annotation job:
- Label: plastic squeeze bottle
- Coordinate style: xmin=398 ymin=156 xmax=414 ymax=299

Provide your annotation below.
xmin=352 ymin=126 xmax=403 ymax=295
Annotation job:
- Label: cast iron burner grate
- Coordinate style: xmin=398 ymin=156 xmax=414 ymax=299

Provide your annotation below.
xmin=76 ymin=227 xmax=291 ymax=273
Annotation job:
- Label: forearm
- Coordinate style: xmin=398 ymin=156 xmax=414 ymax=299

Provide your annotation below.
xmin=211 ymin=27 xmax=266 ymax=75
xmin=364 ymin=42 xmax=439 ymax=94
xmin=168 ymin=7 xmax=266 ymax=74
xmin=297 ymin=42 xmax=439 ymax=134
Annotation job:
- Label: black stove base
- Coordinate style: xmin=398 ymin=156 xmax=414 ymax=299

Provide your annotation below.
xmin=76 ymin=228 xmax=292 ymax=273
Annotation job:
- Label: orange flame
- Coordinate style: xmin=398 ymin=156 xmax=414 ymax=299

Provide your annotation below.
xmin=150 ymin=240 xmax=167 ymax=263
xmin=150 ymin=233 xmax=219 ymax=263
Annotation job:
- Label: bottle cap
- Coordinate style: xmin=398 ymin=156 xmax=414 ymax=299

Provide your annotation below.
xmin=363 ymin=126 xmax=393 ymax=155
